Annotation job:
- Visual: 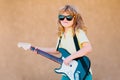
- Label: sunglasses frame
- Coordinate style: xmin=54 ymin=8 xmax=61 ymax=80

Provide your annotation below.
xmin=58 ymin=15 xmax=74 ymax=21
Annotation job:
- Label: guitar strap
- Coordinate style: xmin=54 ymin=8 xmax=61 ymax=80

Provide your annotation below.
xmin=56 ymin=36 xmax=62 ymax=51
xmin=56 ymin=34 xmax=80 ymax=51
xmin=73 ymin=34 xmax=90 ymax=80
xmin=73 ymin=34 xmax=80 ymax=51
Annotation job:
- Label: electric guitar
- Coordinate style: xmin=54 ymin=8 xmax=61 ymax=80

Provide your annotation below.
xmin=17 ymin=42 xmax=91 ymax=80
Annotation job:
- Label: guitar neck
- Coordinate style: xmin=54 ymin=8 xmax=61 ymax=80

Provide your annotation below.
xmin=30 ymin=46 xmax=63 ymax=65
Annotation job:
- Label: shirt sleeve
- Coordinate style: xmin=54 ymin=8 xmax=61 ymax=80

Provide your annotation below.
xmin=77 ymin=29 xmax=89 ymax=45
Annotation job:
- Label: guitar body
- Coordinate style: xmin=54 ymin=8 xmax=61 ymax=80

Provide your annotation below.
xmin=55 ymin=48 xmax=91 ymax=80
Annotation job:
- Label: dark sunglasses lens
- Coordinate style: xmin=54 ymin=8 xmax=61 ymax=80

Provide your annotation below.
xmin=59 ymin=15 xmax=65 ymax=20
xmin=66 ymin=15 xmax=73 ymax=21
xmin=59 ymin=15 xmax=73 ymax=21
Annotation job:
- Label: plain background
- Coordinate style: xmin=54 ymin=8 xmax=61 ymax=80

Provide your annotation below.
xmin=0 ymin=0 xmax=120 ymax=80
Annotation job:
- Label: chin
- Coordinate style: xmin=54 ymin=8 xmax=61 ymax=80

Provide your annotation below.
xmin=63 ymin=24 xmax=71 ymax=27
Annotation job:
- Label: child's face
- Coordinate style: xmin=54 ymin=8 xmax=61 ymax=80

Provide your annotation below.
xmin=59 ymin=12 xmax=74 ymax=29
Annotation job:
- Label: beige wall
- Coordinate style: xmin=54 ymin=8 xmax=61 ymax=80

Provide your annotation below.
xmin=0 ymin=0 xmax=120 ymax=80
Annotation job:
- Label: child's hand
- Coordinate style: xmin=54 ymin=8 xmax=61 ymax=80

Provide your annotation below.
xmin=63 ymin=56 xmax=73 ymax=66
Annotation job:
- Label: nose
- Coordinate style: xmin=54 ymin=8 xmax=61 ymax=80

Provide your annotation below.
xmin=63 ymin=17 xmax=67 ymax=21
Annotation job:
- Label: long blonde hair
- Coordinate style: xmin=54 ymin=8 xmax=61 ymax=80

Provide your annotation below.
xmin=57 ymin=5 xmax=87 ymax=36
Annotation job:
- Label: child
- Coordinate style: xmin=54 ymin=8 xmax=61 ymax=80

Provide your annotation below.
xmin=39 ymin=5 xmax=92 ymax=80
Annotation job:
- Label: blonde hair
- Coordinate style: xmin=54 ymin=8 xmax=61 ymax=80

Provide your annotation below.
xmin=57 ymin=5 xmax=87 ymax=36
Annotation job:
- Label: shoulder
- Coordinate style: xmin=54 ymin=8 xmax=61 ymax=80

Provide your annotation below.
xmin=75 ymin=29 xmax=89 ymax=43
xmin=76 ymin=29 xmax=86 ymax=36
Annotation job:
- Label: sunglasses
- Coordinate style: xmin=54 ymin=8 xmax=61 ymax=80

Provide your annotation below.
xmin=58 ymin=15 xmax=74 ymax=21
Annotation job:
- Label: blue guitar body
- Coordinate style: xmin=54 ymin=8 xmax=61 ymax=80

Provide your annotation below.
xmin=55 ymin=48 xmax=91 ymax=80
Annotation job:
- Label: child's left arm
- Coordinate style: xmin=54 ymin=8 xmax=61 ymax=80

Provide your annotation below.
xmin=63 ymin=42 xmax=92 ymax=65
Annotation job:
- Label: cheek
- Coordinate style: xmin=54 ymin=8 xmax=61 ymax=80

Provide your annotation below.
xmin=67 ymin=21 xmax=74 ymax=27
xmin=69 ymin=21 xmax=74 ymax=26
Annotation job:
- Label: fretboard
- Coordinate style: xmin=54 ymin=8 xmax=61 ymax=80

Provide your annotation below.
xmin=30 ymin=46 xmax=63 ymax=65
